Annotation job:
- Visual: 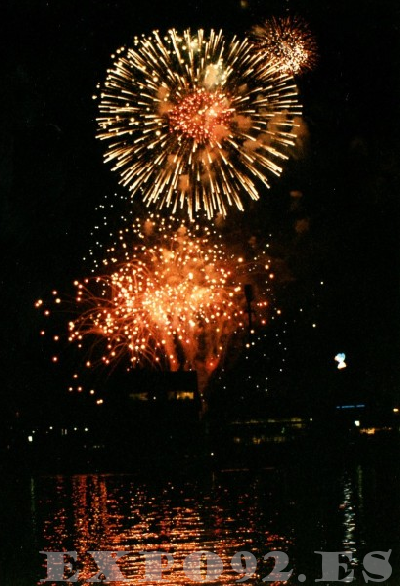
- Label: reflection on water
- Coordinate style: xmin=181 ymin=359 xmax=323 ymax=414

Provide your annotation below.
xmin=340 ymin=467 xmax=368 ymax=565
xmin=1 ymin=460 xmax=399 ymax=585
xmin=37 ymin=474 xmax=292 ymax=584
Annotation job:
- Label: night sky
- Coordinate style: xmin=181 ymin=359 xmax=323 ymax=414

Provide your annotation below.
xmin=2 ymin=0 xmax=400 ymax=417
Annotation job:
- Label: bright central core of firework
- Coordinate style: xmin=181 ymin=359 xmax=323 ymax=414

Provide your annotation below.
xmin=168 ymin=88 xmax=233 ymax=143
xmin=276 ymin=39 xmax=309 ymax=74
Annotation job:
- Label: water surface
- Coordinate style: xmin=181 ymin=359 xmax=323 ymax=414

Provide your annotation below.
xmin=1 ymin=458 xmax=399 ymax=584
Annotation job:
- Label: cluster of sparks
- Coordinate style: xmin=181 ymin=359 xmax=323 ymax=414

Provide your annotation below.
xmin=249 ymin=16 xmax=318 ymax=76
xmin=96 ymin=28 xmax=301 ymax=219
xmin=37 ymin=216 xmax=275 ymax=392
xmin=168 ymin=88 xmax=233 ymax=143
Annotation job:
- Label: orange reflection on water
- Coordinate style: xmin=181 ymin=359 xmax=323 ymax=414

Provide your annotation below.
xmin=38 ymin=474 xmax=291 ymax=584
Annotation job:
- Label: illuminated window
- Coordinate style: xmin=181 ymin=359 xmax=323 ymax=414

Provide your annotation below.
xmin=177 ymin=391 xmax=194 ymax=400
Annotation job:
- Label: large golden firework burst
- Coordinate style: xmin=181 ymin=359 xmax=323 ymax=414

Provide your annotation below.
xmin=96 ymin=29 xmax=301 ymax=219
xmin=250 ymin=16 xmax=318 ymax=76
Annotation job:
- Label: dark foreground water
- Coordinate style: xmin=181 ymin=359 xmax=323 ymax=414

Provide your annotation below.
xmin=1 ymin=455 xmax=399 ymax=585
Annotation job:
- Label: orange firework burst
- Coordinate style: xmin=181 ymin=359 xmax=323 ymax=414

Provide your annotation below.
xmin=250 ymin=16 xmax=318 ymax=76
xmin=37 ymin=216 xmax=274 ymax=391
xmin=96 ymin=29 xmax=301 ymax=219
xmin=71 ymin=226 xmax=237 ymax=374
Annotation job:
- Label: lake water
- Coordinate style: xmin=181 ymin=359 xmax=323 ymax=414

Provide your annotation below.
xmin=1 ymin=454 xmax=399 ymax=584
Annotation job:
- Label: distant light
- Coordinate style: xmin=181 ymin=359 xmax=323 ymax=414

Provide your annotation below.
xmin=96 ymin=399 xmax=104 ymax=405
xmin=354 ymin=420 xmax=360 ymax=427
xmin=49 ymin=426 xmax=53 ymax=430
xmin=336 ymin=404 xmax=365 ymax=410
xmin=89 ymin=390 xmax=95 ymax=395
xmin=360 ymin=427 xmax=375 ymax=435
xmin=28 ymin=436 xmax=33 ymax=443
xmin=84 ymin=428 xmax=89 ymax=432
xmin=335 ymin=352 xmax=347 ymax=369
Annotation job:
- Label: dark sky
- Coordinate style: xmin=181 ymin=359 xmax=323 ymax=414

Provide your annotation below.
xmin=1 ymin=0 xmax=400 ymax=413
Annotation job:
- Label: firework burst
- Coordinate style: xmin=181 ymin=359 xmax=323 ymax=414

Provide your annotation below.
xmin=250 ymin=16 xmax=318 ymax=76
xmin=96 ymin=29 xmax=301 ymax=219
xmin=37 ymin=216 xmax=275 ymax=392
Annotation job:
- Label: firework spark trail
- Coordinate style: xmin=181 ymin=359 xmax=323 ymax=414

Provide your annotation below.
xmin=96 ymin=29 xmax=301 ymax=219
xmin=249 ymin=16 xmax=318 ymax=76
xmin=37 ymin=216 xmax=274 ymax=393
